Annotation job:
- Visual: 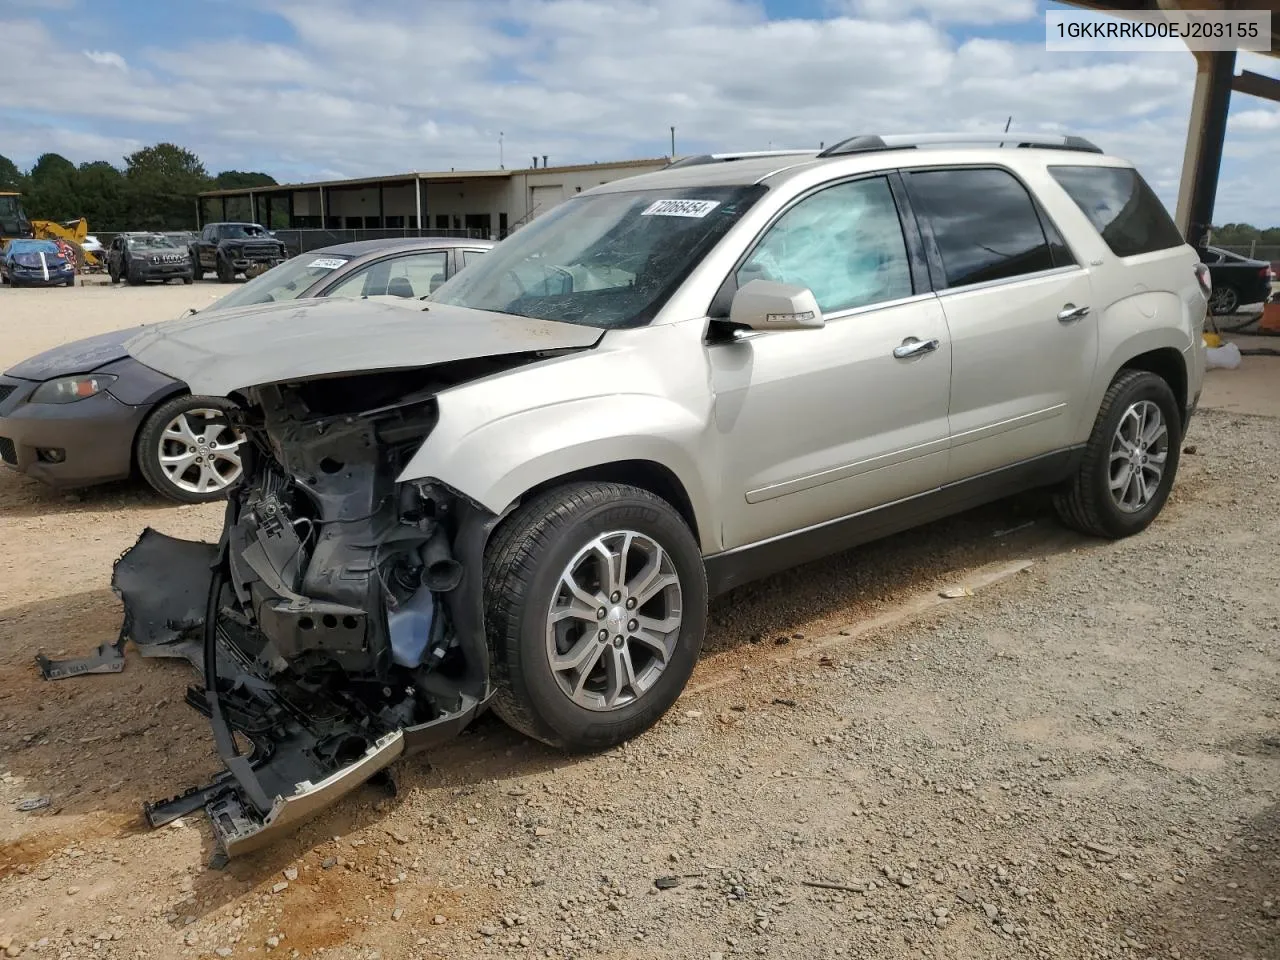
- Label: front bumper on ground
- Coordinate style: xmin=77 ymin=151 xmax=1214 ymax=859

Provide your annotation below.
xmin=0 ymin=376 xmax=144 ymax=487
xmin=100 ymin=528 xmax=488 ymax=860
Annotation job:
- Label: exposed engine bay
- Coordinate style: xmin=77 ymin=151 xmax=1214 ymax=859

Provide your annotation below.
xmin=104 ymin=362 xmax=548 ymax=860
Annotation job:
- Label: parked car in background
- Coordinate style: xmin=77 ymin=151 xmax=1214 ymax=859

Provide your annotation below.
xmin=0 ymin=236 xmax=493 ymax=503
xmin=0 ymin=239 xmax=75 ymax=287
xmin=1196 ymin=245 xmax=1275 ymax=314
xmin=189 ymin=222 xmax=288 ymax=282
xmin=80 ymin=234 xmax=105 ymax=259
xmin=106 ymin=233 xmax=195 ymax=285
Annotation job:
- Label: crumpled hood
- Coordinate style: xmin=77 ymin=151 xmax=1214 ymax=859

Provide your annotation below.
xmin=126 ymin=296 xmax=605 ymax=397
xmin=6 ymin=326 xmax=143 ymax=380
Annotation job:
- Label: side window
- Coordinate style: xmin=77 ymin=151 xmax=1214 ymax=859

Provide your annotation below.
xmin=1048 ymin=165 xmax=1183 ymax=258
xmin=460 ymin=248 xmax=488 ymax=268
xmin=326 ymin=251 xmax=450 ymax=300
xmin=908 ymin=168 xmax=1056 ymax=288
xmin=736 ymin=177 xmax=913 ymax=314
xmin=202 ymin=226 xmax=215 ymax=242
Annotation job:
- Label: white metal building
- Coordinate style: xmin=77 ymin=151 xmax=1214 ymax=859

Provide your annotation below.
xmin=198 ymin=158 xmax=669 ymax=239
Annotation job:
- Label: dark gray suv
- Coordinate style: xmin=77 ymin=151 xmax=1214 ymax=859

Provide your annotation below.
xmin=106 ymin=233 xmax=195 ymax=285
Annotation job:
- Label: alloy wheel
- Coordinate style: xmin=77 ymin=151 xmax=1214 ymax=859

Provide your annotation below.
xmin=157 ymin=408 xmax=244 ymax=495
xmin=1108 ymin=400 xmax=1168 ymax=513
xmin=544 ymin=530 xmax=684 ymax=712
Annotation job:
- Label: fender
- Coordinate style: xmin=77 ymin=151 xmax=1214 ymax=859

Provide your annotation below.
xmin=401 ymin=392 xmax=723 ymax=552
xmin=1077 ymin=295 xmax=1195 ymax=442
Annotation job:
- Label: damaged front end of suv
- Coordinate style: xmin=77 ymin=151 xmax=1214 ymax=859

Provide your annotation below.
xmin=105 ymin=298 xmax=602 ymax=859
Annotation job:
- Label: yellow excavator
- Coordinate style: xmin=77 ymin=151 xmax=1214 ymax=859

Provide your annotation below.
xmin=0 ymin=192 xmax=103 ymax=268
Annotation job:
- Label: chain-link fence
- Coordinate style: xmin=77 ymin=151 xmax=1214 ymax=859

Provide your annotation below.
xmin=1216 ymin=244 xmax=1280 ymax=263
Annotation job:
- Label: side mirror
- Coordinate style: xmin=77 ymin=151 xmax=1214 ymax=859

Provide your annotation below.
xmin=728 ymin=279 xmax=824 ymax=332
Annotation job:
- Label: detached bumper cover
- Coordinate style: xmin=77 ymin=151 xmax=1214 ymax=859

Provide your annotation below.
xmin=75 ymin=527 xmax=487 ymax=860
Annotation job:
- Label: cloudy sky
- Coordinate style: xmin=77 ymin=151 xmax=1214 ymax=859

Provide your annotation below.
xmin=1 ymin=0 xmax=1278 ymax=223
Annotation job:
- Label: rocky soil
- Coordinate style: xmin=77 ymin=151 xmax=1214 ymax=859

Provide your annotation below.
xmin=0 ymin=286 xmax=1276 ymax=959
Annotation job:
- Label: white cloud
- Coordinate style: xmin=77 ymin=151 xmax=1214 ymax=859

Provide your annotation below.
xmin=838 ymin=0 xmax=1037 ymax=23
xmin=83 ymin=49 xmax=127 ymax=70
xmin=1230 ymin=108 xmax=1280 ymax=132
xmin=0 ymin=0 xmax=1276 ymax=224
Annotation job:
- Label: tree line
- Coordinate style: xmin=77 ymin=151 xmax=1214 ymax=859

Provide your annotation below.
xmin=0 ymin=143 xmax=276 ymax=233
xmin=1209 ymin=223 xmax=1280 ymax=248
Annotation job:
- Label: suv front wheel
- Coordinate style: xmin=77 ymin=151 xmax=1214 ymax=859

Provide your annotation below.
xmin=1055 ymin=369 xmax=1182 ymax=539
xmin=484 ymin=482 xmax=707 ymax=752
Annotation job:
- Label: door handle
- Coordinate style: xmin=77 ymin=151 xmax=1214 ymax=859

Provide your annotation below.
xmin=893 ymin=337 xmax=940 ymax=359
xmin=1057 ymin=303 xmax=1090 ymax=324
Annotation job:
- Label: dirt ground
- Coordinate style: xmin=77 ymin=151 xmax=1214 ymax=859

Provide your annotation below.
xmin=0 ymin=283 xmax=1277 ymax=960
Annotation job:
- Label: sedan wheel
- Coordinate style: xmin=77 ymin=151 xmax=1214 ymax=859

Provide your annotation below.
xmin=1208 ymin=285 xmax=1239 ymax=315
xmin=136 ymin=395 xmax=245 ymax=504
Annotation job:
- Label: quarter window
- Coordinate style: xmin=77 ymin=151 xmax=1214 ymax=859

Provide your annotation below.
xmin=907 ymin=168 xmax=1056 ymax=288
xmin=1048 ymin=165 xmax=1183 ymax=258
xmin=737 ymin=177 xmax=913 ymax=314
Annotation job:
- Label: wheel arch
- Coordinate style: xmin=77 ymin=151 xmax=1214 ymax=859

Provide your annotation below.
xmin=1119 ymin=346 xmax=1189 ymax=427
xmin=518 ymin=459 xmax=701 ymax=547
xmin=127 ymin=386 xmax=190 ymax=473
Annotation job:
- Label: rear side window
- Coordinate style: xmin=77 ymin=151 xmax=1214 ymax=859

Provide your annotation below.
xmin=1048 ymin=165 xmax=1183 ymax=257
xmin=906 ymin=168 xmax=1057 ymax=288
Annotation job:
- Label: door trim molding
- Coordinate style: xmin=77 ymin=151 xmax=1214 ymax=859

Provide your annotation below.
xmin=948 ymin=403 xmax=1066 ymax=448
xmin=745 ymin=436 xmax=950 ymax=503
xmin=704 ymin=445 xmax=1083 ymax=595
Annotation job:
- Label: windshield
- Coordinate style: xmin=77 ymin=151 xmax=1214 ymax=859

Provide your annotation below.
xmin=204 ymin=252 xmax=352 ymax=312
xmin=223 ymin=224 xmax=269 ymax=239
xmin=431 ymin=185 xmax=766 ymax=328
xmin=0 ymin=195 xmax=28 ymax=235
xmin=129 ymin=235 xmax=179 ymax=250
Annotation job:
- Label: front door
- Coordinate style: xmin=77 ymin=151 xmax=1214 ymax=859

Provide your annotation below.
xmin=708 ymin=175 xmax=953 ymax=550
xmin=902 ymin=166 xmax=1098 ymax=480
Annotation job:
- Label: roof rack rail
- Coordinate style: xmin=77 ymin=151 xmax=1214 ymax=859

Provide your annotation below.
xmin=663 ymin=149 xmax=817 ymax=170
xmin=816 ymin=133 xmax=1102 ymax=158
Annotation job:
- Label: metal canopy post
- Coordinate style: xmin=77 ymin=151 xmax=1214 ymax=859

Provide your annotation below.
xmin=1175 ymin=49 xmax=1235 ymax=249
xmin=318 ymin=186 xmax=326 ymax=229
xmin=414 ymin=177 xmax=423 ymax=234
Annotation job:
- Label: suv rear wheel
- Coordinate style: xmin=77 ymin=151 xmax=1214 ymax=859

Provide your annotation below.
xmin=1055 ymin=369 xmax=1182 ymax=539
xmin=484 ymin=482 xmax=707 ymax=752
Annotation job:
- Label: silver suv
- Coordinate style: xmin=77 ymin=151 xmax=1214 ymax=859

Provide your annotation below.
xmin=121 ymin=132 xmax=1207 ymax=855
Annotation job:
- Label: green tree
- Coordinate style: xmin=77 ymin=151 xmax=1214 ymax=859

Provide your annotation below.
xmin=124 ymin=143 xmax=210 ymax=229
xmin=0 ymin=154 xmax=21 ymax=191
xmin=25 ymin=152 xmax=79 ymax=222
xmin=213 ymin=170 xmax=277 ymax=190
xmin=76 ymin=161 xmax=127 ymax=231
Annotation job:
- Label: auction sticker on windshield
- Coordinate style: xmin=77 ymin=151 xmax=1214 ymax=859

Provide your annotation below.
xmin=641 ymin=199 xmax=721 ymax=218
xmin=308 ymin=257 xmax=347 ymax=269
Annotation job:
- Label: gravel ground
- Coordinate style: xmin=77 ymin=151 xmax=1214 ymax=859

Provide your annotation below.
xmin=0 ymin=286 xmax=1277 ymax=960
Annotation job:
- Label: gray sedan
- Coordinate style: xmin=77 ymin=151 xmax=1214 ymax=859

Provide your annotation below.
xmin=0 ymin=236 xmax=494 ymax=503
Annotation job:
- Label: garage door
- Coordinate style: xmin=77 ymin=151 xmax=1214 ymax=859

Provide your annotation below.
xmin=529 ymin=184 xmax=565 ymax=220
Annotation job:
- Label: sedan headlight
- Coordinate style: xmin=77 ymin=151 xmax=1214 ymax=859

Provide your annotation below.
xmin=30 ymin=374 xmax=118 ymax=404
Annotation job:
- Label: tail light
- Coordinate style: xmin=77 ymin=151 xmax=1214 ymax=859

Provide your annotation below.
xmin=1262 ymin=265 xmax=1275 ymax=282
xmin=1194 ymin=262 xmax=1213 ymax=300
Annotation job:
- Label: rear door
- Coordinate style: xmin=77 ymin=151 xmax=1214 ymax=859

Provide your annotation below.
xmin=903 ymin=166 xmax=1097 ymax=481
xmin=708 ymin=174 xmax=952 ymax=549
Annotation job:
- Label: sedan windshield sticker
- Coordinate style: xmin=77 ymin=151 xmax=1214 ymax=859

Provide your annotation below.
xmin=641 ymin=199 xmax=721 ymax=218
xmin=308 ymin=257 xmax=347 ymax=270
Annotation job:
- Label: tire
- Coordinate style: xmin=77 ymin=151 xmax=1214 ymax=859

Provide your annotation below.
xmin=484 ymin=482 xmax=708 ymax=752
xmin=1209 ymin=285 xmax=1239 ymax=316
xmin=215 ymin=255 xmax=234 ymax=283
xmin=182 ymin=274 xmax=194 ymax=285
xmin=191 ymin=253 xmax=204 ymax=282
xmin=125 ymin=262 xmax=142 ymax=286
xmin=135 ymin=394 xmax=246 ymax=504
xmin=1054 ymin=369 xmax=1182 ymax=539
